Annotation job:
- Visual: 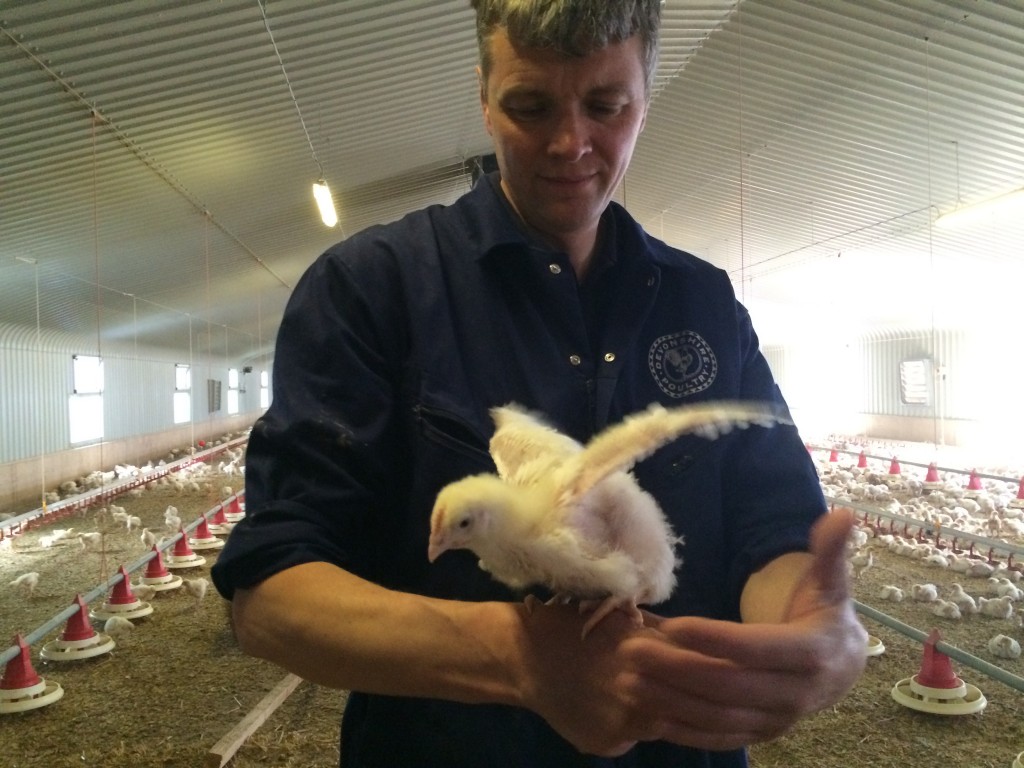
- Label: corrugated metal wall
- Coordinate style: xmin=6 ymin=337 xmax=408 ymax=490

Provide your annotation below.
xmin=0 ymin=321 xmax=267 ymax=465
xmin=765 ymin=325 xmax=1024 ymax=450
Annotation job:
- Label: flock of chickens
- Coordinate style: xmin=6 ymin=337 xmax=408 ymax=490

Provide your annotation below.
xmin=2 ymin=442 xmax=246 ymax=660
xmin=820 ymin=449 xmax=1024 ymax=662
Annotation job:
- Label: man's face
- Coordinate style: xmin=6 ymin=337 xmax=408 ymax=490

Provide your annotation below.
xmin=479 ymin=29 xmax=649 ymax=255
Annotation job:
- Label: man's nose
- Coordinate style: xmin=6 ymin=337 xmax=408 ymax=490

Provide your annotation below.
xmin=548 ymin=110 xmax=591 ymax=160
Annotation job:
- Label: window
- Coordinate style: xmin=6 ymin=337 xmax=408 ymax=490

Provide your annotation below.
xmin=260 ymin=369 xmax=270 ymax=408
xmin=227 ymin=367 xmax=239 ymax=415
xmin=69 ymin=354 xmax=104 ymax=443
xmin=899 ymin=359 xmax=931 ymax=406
xmin=174 ymin=363 xmax=191 ymax=424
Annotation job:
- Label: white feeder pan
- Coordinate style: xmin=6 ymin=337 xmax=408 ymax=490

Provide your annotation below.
xmin=141 ymin=573 xmax=183 ymax=591
xmin=1009 ymin=498 xmax=1024 ymax=510
xmin=188 ymin=536 xmax=224 ymax=551
xmin=891 ymin=675 xmax=987 ymax=715
xmin=0 ymin=679 xmax=64 ymax=714
xmin=922 ymin=481 xmax=944 ymax=492
xmin=90 ymin=600 xmax=154 ymax=621
xmin=1013 ymin=750 xmax=1023 ymax=768
xmin=41 ymin=633 xmax=116 ymax=661
xmin=207 ymin=522 xmax=234 ymax=535
xmin=866 ymin=635 xmax=885 ymax=656
xmin=223 ymin=512 xmax=245 ymax=523
xmin=164 ymin=553 xmax=207 ymax=569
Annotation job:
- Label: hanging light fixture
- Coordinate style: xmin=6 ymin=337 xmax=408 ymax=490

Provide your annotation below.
xmin=935 ymin=187 xmax=1024 ymax=229
xmin=259 ymin=0 xmax=339 ymax=230
xmin=312 ymin=179 xmax=338 ymax=227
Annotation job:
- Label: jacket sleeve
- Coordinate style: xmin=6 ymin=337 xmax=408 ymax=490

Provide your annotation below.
xmin=211 ymin=238 xmax=410 ymax=600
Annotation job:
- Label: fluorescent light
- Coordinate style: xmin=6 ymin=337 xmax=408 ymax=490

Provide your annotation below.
xmin=935 ymin=187 xmax=1024 ymax=229
xmin=312 ymin=179 xmax=338 ymax=227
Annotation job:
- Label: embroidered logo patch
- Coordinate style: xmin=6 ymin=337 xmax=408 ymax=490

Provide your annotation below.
xmin=647 ymin=331 xmax=717 ymax=398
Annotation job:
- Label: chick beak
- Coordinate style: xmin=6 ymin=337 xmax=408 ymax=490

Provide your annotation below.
xmin=427 ymin=536 xmax=447 ymax=563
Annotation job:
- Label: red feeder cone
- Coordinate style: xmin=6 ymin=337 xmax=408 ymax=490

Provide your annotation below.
xmin=223 ymin=494 xmax=245 ymax=522
xmin=857 ymin=450 xmax=867 ymax=469
xmin=0 ymin=634 xmax=64 ymax=713
xmin=141 ymin=546 xmax=183 ymax=591
xmin=1010 ymin=476 xmax=1024 ymax=510
xmin=91 ymin=566 xmax=153 ymax=621
xmin=888 ymin=457 xmax=901 ymax=475
xmin=891 ymin=629 xmax=986 ymax=715
xmin=828 ymin=449 xmax=839 ymax=462
xmin=165 ymin=528 xmax=206 ymax=570
xmin=916 ymin=630 xmax=959 ymax=690
xmin=145 ymin=546 xmax=170 ymax=579
xmin=108 ymin=566 xmax=139 ymax=605
xmin=1 ymin=635 xmax=41 ymax=691
xmin=41 ymin=595 xmax=115 ymax=661
xmin=965 ymin=470 xmax=983 ymax=495
xmin=923 ymin=462 xmax=943 ymax=491
xmin=60 ymin=595 xmax=97 ymax=642
xmin=189 ymin=516 xmax=225 ymax=551
xmin=207 ymin=504 xmax=234 ymax=535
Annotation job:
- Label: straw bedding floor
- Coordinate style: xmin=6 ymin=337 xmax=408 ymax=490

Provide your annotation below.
xmin=0 ymin=470 xmax=1021 ymax=767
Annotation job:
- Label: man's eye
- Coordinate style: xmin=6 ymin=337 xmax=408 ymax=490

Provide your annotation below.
xmin=506 ymin=105 xmax=546 ymax=120
xmin=589 ymin=102 xmax=624 ymax=117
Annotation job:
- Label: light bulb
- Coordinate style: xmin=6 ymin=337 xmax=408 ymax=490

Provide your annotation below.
xmin=312 ymin=179 xmax=338 ymax=227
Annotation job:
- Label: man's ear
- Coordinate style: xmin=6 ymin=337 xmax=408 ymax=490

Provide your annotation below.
xmin=477 ymin=66 xmax=493 ymax=135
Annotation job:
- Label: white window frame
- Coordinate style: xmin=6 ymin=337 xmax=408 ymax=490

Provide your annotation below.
xmin=260 ymin=369 xmax=270 ymax=408
xmin=174 ymin=363 xmax=192 ymax=424
xmin=227 ymin=367 xmax=240 ymax=415
xmin=69 ymin=354 xmax=104 ymax=444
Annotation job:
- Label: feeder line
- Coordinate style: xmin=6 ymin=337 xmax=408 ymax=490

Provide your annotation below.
xmin=855 ymin=600 xmax=1024 ymax=694
xmin=0 ymin=437 xmax=246 ymax=539
xmin=825 ymin=494 xmax=1024 ymax=563
xmin=0 ymin=493 xmax=243 ymax=667
xmin=808 ymin=444 xmax=1021 ymax=485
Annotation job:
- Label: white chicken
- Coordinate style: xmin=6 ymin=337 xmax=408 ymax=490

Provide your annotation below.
xmin=428 ymin=400 xmax=789 ymax=637
xmin=877 ymin=585 xmax=904 ymax=602
xmin=986 ymin=633 xmax=1021 ymax=659
xmin=103 ymin=616 xmax=134 ymax=639
xmin=8 ymin=571 xmax=40 ymax=596
xmin=184 ymin=577 xmax=209 ymax=603
xmin=911 ymin=583 xmax=939 ymax=602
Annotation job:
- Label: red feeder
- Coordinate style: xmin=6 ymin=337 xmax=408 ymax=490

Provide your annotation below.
xmin=60 ymin=595 xmax=97 ymax=642
xmin=41 ymin=595 xmax=116 ymax=661
xmin=223 ymin=494 xmax=245 ymax=522
xmin=1010 ymin=477 xmax=1024 ymax=510
xmin=0 ymin=634 xmax=64 ymax=713
xmin=1 ymin=635 xmax=41 ymax=692
xmin=173 ymin=530 xmax=196 ymax=558
xmin=141 ymin=546 xmax=183 ymax=591
xmin=924 ymin=462 xmax=940 ymax=484
xmin=108 ymin=566 xmax=139 ymax=605
xmin=189 ymin=516 xmax=225 ymax=551
xmin=966 ymin=470 xmax=983 ymax=492
xmin=888 ymin=457 xmax=901 ymax=475
xmin=828 ymin=449 xmax=839 ymax=462
xmin=209 ymin=506 xmax=228 ymax=525
xmin=165 ymin=528 xmax=206 ymax=569
xmin=891 ymin=629 xmax=986 ymax=715
xmin=857 ymin=450 xmax=867 ymax=469
xmin=145 ymin=545 xmax=170 ymax=579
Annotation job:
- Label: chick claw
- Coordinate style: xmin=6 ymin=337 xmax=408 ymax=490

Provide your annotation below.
xmin=579 ymin=597 xmax=643 ymax=639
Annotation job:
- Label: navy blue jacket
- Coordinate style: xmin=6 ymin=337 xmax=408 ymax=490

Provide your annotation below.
xmin=212 ymin=173 xmax=826 ymax=767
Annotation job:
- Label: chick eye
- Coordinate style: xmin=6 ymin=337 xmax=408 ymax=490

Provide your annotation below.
xmin=458 ymin=518 xmax=472 ymax=529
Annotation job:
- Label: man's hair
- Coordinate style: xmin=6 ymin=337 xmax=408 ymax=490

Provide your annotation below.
xmin=470 ymin=0 xmax=661 ymax=96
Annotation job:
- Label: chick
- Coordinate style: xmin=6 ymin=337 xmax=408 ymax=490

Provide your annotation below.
xmin=104 ymin=616 xmax=134 ymax=640
xmin=8 ymin=571 xmax=40 ymax=596
xmin=428 ymin=399 xmax=789 ymax=637
xmin=184 ymin=577 xmax=209 ymax=603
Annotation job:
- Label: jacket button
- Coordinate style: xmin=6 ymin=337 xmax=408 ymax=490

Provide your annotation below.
xmin=568 ymin=354 xmax=582 ymax=366
xmin=603 ymin=352 xmax=616 ymax=363
xmin=549 ymin=263 xmax=562 ymax=275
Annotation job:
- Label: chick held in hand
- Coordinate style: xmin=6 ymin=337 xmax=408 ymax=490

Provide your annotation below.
xmin=428 ymin=400 xmax=790 ymax=637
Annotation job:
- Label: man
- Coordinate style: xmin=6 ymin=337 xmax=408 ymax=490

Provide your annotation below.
xmin=211 ymin=2 xmax=867 ymax=765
